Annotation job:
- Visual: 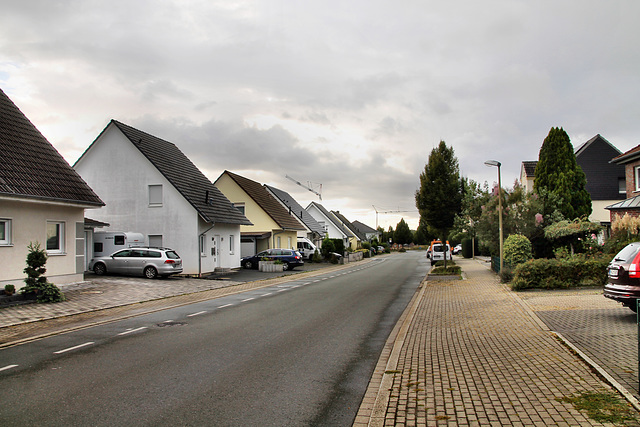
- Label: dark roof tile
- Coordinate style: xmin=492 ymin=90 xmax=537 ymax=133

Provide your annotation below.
xmin=0 ymin=89 xmax=103 ymax=206
xmin=223 ymin=171 xmax=305 ymax=231
xmin=110 ymin=120 xmax=251 ymax=225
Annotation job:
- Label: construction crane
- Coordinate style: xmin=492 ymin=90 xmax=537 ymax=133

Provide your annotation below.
xmin=372 ymin=205 xmax=413 ymax=229
xmin=285 ymin=175 xmax=322 ymax=200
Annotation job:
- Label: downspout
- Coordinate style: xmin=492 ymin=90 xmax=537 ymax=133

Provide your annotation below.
xmin=199 ymin=223 xmax=215 ymax=277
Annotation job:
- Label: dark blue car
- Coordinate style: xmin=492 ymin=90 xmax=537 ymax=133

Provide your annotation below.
xmin=241 ymin=248 xmax=304 ymax=271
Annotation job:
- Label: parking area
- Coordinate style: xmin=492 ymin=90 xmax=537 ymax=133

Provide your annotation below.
xmin=519 ymin=286 xmax=640 ymax=400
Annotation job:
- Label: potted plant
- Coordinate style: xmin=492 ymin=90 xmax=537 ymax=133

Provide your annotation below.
xmin=4 ymin=284 xmax=15 ymax=296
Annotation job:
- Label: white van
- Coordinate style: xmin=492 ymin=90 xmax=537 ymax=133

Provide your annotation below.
xmin=296 ymin=237 xmax=317 ymax=260
xmin=94 ymin=231 xmax=145 ymax=256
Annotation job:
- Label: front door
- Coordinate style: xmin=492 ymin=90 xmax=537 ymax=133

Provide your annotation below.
xmin=212 ymin=235 xmax=220 ymax=270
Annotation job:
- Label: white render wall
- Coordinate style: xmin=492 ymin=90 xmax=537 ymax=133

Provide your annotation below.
xmin=1 ymin=198 xmax=86 ymax=287
xmin=74 ymin=124 xmax=240 ymax=275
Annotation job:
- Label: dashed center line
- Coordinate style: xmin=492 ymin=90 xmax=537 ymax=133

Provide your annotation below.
xmin=218 ymin=303 xmax=233 ymax=308
xmin=188 ymin=311 xmax=208 ymax=317
xmin=0 ymin=365 xmax=18 ymax=372
xmin=54 ymin=342 xmax=94 ymax=354
xmin=242 ymin=298 xmax=255 ymax=302
xmin=261 ymin=293 xmax=272 ymax=297
xmin=118 ymin=327 xmax=147 ymax=336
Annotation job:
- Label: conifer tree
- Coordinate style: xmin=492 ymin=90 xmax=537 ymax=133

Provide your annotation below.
xmin=534 ymin=127 xmax=591 ymax=220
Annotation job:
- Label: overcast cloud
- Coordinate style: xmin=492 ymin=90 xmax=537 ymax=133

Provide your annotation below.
xmin=2 ymin=1 xmax=639 ymax=230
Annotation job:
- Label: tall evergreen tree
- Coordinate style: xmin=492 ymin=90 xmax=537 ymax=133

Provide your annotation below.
xmin=415 ymin=141 xmax=463 ymax=266
xmin=394 ymin=218 xmax=413 ymax=245
xmin=534 ymin=127 xmax=591 ymax=220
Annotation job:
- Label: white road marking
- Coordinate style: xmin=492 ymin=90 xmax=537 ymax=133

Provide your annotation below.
xmin=276 ymin=289 xmax=287 ymax=292
xmin=0 ymin=365 xmax=18 ymax=372
xmin=118 ymin=327 xmax=147 ymax=336
xmin=54 ymin=342 xmax=94 ymax=354
xmin=261 ymin=293 xmax=272 ymax=297
xmin=242 ymin=298 xmax=255 ymax=302
xmin=188 ymin=311 xmax=208 ymax=317
xmin=218 ymin=303 xmax=233 ymax=308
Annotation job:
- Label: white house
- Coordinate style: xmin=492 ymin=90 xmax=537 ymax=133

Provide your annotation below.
xmin=74 ymin=120 xmax=251 ymax=276
xmin=306 ymin=202 xmax=354 ymax=250
xmin=0 ymin=88 xmax=104 ymax=287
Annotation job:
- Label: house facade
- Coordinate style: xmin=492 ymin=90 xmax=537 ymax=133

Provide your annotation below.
xmin=606 ymin=144 xmax=640 ymax=223
xmin=265 ymin=184 xmax=325 ymax=247
xmin=74 ymin=120 xmax=251 ymax=275
xmin=575 ymin=134 xmax=625 ymax=226
xmin=306 ymin=202 xmax=354 ymax=250
xmin=331 ymin=211 xmax=363 ymax=250
xmin=352 ymin=220 xmax=380 ymax=242
xmin=214 ymin=171 xmax=306 ymax=257
xmin=520 ymin=161 xmax=537 ymax=193
xmin=0 ymin=89 xmax=104 ymax=287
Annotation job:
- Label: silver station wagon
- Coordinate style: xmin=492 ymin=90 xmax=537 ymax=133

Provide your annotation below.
xmin=89 ymin=247 xmax=183 ymax=279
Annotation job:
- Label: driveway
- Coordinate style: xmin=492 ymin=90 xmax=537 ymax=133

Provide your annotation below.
xmin=518 ymin=286 xmax=640 ymax=400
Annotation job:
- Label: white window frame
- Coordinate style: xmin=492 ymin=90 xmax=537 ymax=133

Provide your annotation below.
xmin=635 ymin=167 xmax=640 ymax=192
xmin=46 ymin=221 xmax=65 ymax=254
xmin=149 ymin=184 xmax=163 ymax=207
xmin=229 ymin=234 xmax=235 ymax=255
xmin=200 ymin=235 xmax=206 ymax=257
xmin=0 ymin=219 xmax=11 ymax=246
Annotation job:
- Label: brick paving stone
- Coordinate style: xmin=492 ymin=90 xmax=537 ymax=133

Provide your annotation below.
xmin=357 ymin=257 xmax=640 ymax=426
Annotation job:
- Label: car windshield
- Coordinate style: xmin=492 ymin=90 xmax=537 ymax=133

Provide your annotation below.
xmin=613 ymin=244 xmax=640 ymax=263
xmin=433 ymin=244 xmax=443 ymax=252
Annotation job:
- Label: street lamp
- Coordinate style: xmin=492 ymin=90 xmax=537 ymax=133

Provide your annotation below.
xmin=484 ymin=160 xmax=503 ymax=273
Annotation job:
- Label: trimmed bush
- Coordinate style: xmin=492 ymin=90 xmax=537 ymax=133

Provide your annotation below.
xmin=503 ymin=234 xmax=532 ymax=266
xmin=511 ymin=254 xmax=609 ymax=290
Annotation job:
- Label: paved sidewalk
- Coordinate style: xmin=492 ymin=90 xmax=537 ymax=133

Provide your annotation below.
xmin=354 ymin=257 xmax=640 ymax=426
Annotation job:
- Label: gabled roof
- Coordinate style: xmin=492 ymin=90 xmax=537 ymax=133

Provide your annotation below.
xmin=575 ymin=134 xmax=621 ymax=158
xmin=221 ymin=171 xmax=305 ymax=231
xmin=265 ymin=185 xmax=325 ymax=237
xmin=352 ymin=220 xmax=378 ymax=235
xmin=307 ymin=201 xmax=350 ymax=238
xmin=331 ymin=211 xmax=364 ymax=240
xmin=79 ymin=120 xmax=251 ymax=225
xmin=0 ymin=89 xmax=103 ymax=206
xmin=521 ymin=161 xmax=537 ymax=177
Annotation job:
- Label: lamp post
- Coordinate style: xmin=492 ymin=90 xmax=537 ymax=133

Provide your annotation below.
xmin=484 ymin=160 xmax=503 ymax=273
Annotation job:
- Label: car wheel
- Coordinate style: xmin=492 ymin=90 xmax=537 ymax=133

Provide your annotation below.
xmin=244 ymin=260 xmax=253 ymax=269
xmin=282 ymin=262 xmax=290 ymax=271
xmin=144 ymin=266 xmax=158 ymax=279
xmin=93 ymin=263 xmax=106 ymax=275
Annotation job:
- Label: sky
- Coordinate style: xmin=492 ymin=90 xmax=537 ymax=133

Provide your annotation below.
xmin=2 ymin=1 xmax=639 ymax=231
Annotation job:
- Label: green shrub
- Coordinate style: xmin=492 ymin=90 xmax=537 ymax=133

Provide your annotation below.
xmin=4 ymin=284 xmax=15 ymax=295
xmin=511 ymin=254 xmax=609 ymax=290
xmin=21 ymin=242 xmax=65 ymax=303
xmin=321 ymin=238 xmax=335 ymax=259
xmin=503 ymin=234 xmax=532 ymax=266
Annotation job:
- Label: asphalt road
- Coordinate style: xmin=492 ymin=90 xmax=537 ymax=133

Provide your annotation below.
xmin=0 ymin=252 xmax=428 ymax=426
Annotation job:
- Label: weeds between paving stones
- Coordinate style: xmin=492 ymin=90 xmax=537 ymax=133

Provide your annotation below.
xmin=558 ymin=391 xmax=637 ymax=425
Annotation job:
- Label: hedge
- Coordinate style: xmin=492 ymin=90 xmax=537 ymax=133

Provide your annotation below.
xmin=511 ymin=255 xmax=609 ymax=290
